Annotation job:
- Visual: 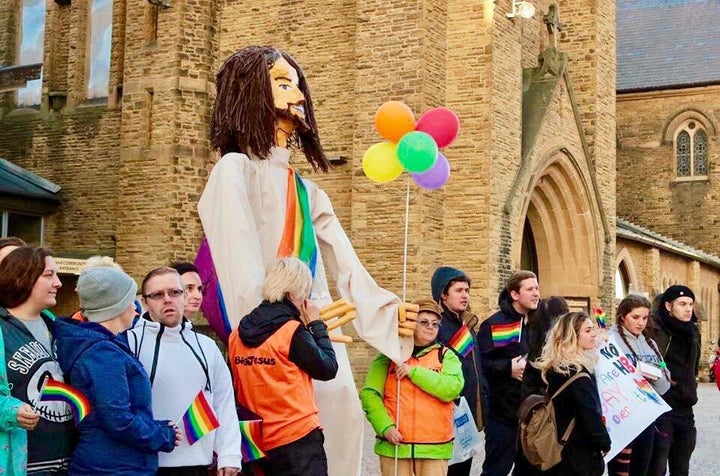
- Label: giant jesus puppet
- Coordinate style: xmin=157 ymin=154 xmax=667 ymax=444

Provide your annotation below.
xmin=198 ymin=46 xmax=414 ymax=475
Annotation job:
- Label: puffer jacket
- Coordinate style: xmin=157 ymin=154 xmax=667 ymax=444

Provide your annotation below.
xmin=54 ymin=318 xmax=176 ymax=475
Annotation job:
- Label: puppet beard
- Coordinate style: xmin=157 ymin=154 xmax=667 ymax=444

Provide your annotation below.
xmin=276 ymin=106 xmax=310 ymax=133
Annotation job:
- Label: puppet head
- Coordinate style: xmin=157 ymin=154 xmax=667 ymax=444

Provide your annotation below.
xmin=211 ymin=46 xmax=329 ymax=172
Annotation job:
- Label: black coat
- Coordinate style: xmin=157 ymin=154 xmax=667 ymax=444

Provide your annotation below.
xmin=437 ymin=305 xmax=484 ymax=428
xmin=477 ymin=289 xmax=530 ymax=424
xmin=544 ymin=367 xmax=610 ymax=476
xmin=653 ymin=310 xmax=700 ymax=411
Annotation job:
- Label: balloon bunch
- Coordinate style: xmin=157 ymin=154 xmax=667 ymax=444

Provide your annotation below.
xmin=362 ymin=101 xmax=460 ymax=190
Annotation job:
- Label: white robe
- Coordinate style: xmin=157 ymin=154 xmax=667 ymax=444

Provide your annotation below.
xmin=198 ymin=147 xmax=411 ymax=475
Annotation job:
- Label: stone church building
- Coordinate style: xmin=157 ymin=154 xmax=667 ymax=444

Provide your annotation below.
xmin=1 ymin=0 xmax=718 ymax=377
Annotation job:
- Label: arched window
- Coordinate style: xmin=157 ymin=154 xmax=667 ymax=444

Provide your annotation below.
xmin=675 ymin=120 xmax=708 ymax=177
xmin=16 ymin=0 xmax=45 ymax=107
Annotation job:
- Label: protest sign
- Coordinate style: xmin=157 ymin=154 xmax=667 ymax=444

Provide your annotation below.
xmin=595 ymin=336 xmax=671 ymax=462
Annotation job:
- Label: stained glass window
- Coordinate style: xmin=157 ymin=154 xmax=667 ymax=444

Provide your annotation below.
xmin=676 ymin=130 xmax=691 ymax=177
xmin=87 ymin=0 xmax=113 ymax=99
xmin=675 ymin=119 xmax=710 ymax=178
xmin=694 ymin=129 xmax=708 ymax=176
xmin=17 ymin=0 xmax=45 ymax=107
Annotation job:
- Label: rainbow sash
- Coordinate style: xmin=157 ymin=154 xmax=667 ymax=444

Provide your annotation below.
xmin=39 ymin=378 xmax=91 ymax=424
xmin=181 ymin=390 xmax=220 ymax=445
xmin=278 ymin=169 xmax=318 ymax=276
xmin=448 ymin=324 xmax=474 ymax=357
xmin=491 ymin=321 xmax=521 ymax=347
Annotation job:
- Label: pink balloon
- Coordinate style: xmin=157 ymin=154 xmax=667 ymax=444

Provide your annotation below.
xmin=415 ymin=107 xmax=460 ymax=148
xmin=411 ymin=153 xmax=450 ymax=190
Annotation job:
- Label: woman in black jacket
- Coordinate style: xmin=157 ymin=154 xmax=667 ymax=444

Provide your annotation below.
xmin=534 ymin=311 xmax=611 ymax=476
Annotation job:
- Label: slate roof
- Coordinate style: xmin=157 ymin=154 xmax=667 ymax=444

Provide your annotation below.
xmin=617 ymin=0 xmax=720 ymax=92
xmin=617 ymin=217 xmax=720 ymax=268
xmin=0 ymin=158 xmax=60 ymax=204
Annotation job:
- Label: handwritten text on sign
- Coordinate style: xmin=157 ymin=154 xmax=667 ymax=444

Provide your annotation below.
xmin=595 ymin=337 xmax=670 ymax=462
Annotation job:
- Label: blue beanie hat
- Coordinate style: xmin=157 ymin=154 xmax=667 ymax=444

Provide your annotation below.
xmin=431 ymin=266 xmax=471 ymax=302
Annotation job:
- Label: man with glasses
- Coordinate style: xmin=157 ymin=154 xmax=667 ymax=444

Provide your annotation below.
xmin=128 ymin=267 xmax=242 ymax=476
xmin=430 ymin=266 xmax=484 ymax=476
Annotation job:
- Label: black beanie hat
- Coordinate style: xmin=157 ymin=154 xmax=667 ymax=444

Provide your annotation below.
xmin=662 ymin=285 xmax=695 ymax=303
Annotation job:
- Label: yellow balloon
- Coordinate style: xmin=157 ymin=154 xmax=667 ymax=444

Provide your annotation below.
xmin=362 ymin=142 xmax=403 ymax=183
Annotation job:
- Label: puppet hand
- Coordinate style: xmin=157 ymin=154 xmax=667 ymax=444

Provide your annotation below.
xmin=398 ymin=303 xmax=419 ymax=337
xmin=320 ymin=299 xmax=357 ymax=332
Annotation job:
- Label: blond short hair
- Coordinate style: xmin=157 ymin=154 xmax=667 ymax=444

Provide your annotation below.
xmin=81 ymin=256 xmax=123 ymax=273
xmin=262 ymin=257 xmax=312 ymax=303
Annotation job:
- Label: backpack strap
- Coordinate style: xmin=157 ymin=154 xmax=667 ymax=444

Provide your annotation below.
xmin=550 ymin=372 xmax=591 ymax=444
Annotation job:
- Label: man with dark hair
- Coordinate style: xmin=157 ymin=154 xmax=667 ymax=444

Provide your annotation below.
xmin=170 ymin=262 xmax=203 ymax=321
xmin=477 ymin=270 xmax=539 ymax=476
xmin=648 ymin=285 xmax=699 ymax=476
xmin=431 ymin=266 xmax=483 ymax=476
xmin=197 ymin=46 xmax=411 ymax=475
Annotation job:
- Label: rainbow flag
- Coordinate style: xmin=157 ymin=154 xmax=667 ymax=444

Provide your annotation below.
xmin=593 ymin=307 xmax=606 ymax=330
xmin=448 ymin=324 xmax=475 ymax=357
xmin=278 ymin=169 xmax=318 ymax=277
xmin=181 ymin=390 xmax=220 ymax=445
xmin=239 ymin=419 xmax=266 ymax=462
xmin=39 ymin=378 xmax=91 ymax=424
xmin=491 ymin=321 xmax=521 ymax=347
xmin=633 ymin=378 xmax=662 ymax=405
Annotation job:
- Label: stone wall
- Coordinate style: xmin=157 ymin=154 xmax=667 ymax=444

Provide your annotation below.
xmin=617 ymin=87 xmax=720 ymax=256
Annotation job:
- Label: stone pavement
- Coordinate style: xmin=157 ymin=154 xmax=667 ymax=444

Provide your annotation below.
xmin=360 ymin=383 xmax=719 ymax=475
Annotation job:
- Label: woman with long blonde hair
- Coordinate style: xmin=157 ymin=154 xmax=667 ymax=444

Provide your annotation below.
xmin=533 ymin=311 xmax=610 ymax=475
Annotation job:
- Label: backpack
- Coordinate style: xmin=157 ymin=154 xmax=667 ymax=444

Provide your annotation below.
xmin=517 ymin=372 xmax=590 ymax=470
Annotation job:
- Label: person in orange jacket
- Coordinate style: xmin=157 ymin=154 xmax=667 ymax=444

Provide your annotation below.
xmin=228 ymin=257 xmax=337 ymax=476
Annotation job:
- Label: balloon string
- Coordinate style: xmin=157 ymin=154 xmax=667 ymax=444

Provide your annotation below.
xmin=402 ymin=176 xmax=410 ymax=302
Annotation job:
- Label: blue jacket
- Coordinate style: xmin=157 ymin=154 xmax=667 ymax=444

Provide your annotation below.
xmin=54 ymin=318 xmax=176 ymax=475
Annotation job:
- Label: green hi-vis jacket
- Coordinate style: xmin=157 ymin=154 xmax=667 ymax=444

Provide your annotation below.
xmin=359 ymin=343 xmax=464 ymax=459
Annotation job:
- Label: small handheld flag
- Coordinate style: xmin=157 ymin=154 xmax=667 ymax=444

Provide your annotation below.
xmin=491 ymin=321 xmax=521 ymax=347
xmin=239 ymin=419 xmax=266 ymax=462
xmin=180 ymin=390 xmax=220 ymax=445
xmin=448 ymin=324 xmax=475 ymax=357
xmin=39 ymin=378 xmax=91 ymax=424
xmin=593 ymin=307 xmax=606 ymax=330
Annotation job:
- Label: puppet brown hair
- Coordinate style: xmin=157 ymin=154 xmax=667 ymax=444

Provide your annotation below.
xmin=211 ymin=46 xmax=329 ymax=172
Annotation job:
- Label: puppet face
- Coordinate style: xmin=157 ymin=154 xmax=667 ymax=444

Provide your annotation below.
xmin=270 ymin=57 xmax=307 ymax=142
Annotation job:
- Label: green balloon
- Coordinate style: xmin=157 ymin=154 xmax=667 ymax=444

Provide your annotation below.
xmin=397 ymin=131 xmax=439 ymax=173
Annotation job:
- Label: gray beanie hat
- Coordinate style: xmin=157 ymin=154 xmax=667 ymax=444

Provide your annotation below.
xmin=78 ymin=267 xmax=138 ymax=323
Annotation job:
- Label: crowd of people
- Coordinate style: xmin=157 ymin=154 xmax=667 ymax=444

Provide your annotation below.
xmin=0 ymin=235 xmax=704 ymax=476
xmin=0 ymin=42 xmax=705 ymax=476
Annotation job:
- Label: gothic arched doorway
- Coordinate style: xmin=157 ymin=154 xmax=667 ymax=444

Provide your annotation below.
xmin=517 ymin=151 xmax=601 ymax=300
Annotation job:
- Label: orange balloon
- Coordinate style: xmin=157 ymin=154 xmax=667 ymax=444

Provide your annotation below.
xmin=375 ymin=101 xmax=416 ymax=143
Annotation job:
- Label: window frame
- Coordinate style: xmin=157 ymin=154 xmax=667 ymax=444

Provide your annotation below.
xmin=673 ymin=118 xmax=709 ymax=181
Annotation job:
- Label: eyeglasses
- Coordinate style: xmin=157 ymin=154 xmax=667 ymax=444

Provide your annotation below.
xmin=144 ymin=289 xmax=185 ymax=301
xmin=417 ymin=319 xmax=440 ymax=329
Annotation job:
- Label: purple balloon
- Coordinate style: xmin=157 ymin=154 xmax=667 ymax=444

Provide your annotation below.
xmin=411 ymin=153 xmax=450 ymax=190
